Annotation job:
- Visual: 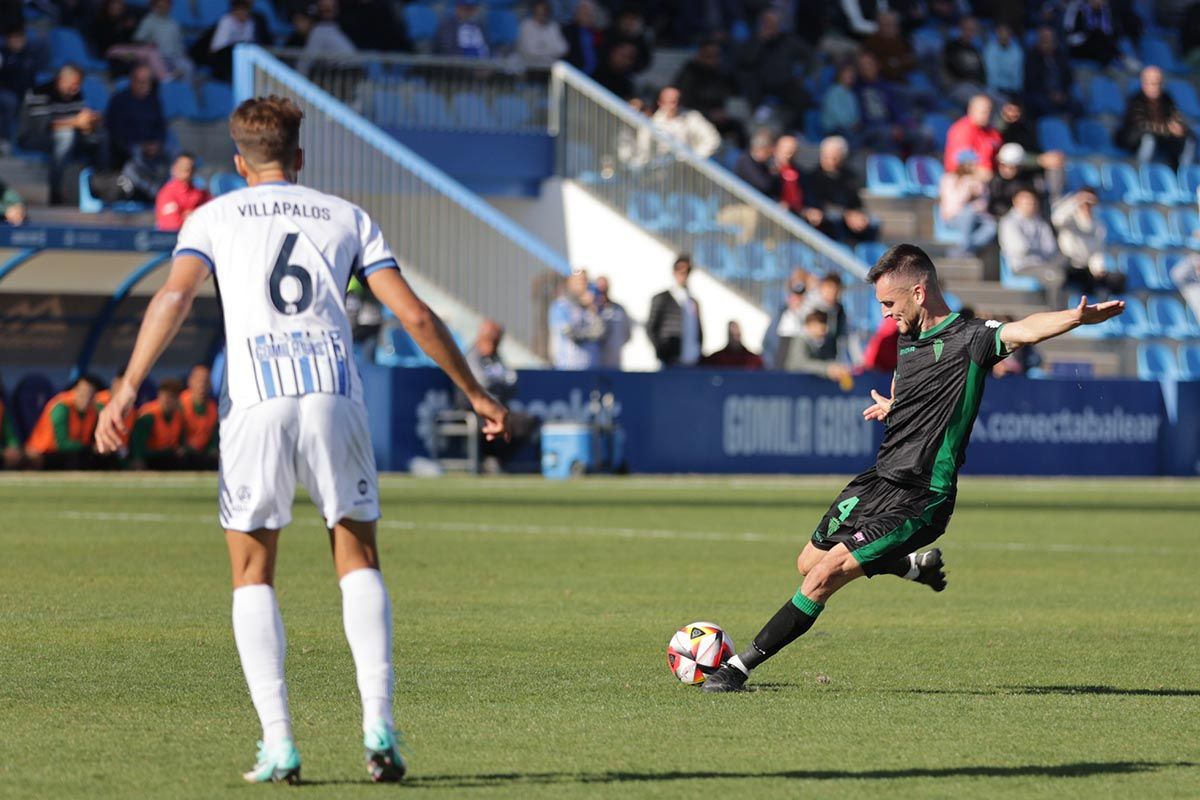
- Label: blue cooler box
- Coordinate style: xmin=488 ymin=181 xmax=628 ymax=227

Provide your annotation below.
xmin=541 ymin=422 xmax=594 ymax=479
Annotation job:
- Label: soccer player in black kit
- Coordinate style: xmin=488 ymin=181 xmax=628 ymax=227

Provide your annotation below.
xmin=704 ymin=244 xmax=1124 ymax=692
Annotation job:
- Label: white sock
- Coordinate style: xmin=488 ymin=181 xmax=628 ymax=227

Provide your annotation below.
xmin=340 ymin=568 xmax=394 ymax=731
xmin=728 ymin=655 xmax=751 ymax=676
xmin=232 ymin=584 xmax=293 ymax=748
xmin=902 ymin=553 xmax=920 ymax=580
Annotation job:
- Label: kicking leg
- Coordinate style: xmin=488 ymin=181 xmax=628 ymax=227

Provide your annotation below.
xmin=226 ymin=529 xmax=300 ymax=783
xmin=329 ymin=520 xmax=406 ymax=783
xmin=705 ymin=545 xmax=865 ymax=693
xmin=874 ymin=549 xmax=947 ymax=591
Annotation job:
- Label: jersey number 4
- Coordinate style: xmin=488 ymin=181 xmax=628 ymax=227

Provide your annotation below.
xmin=269 ymin=233 xmax=314 ymax=315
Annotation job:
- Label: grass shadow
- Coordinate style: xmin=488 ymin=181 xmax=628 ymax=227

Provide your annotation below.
xmin=893 ymin=684 xmax=1200 ymax=698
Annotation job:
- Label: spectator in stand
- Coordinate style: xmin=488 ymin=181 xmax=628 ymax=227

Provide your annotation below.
xmin=593 ymin=40 xmax=637 ymax=99
xmin=762 ymin=270 xmax=808 ymax=369
xmin=775 ymin=134 xmax=804 ymax=215
xmin=105 ymin=64 xmax=166 ymax=166
xmin=821 ymin=61 xmax=861 ymax=142
xmin=436 ymin=1 xmax=490 ymax=58
xmin=593 ymin=276 xmax=629 ymax=369
xmin=987 ymin=142 xmax=1047 ymax=219
xmin=997 ymin=101 xmax=1065 ymax=197
xmin=0 ymin=175 xmax=24 ymax=224
xmin=984 ymin=23 xmax=1024 ymax=99
xmin=858 ymin=315 xmax=899 ymax=373
xmin=783 ymin=310 xmax=852 ymax=384
xmin=1171 ymin=252 xmax=1200 ymax=321
xmin=549 ymin=268 xmax=604 ymax=370
xmin=735 ymin=9 xmax=811 ymax=129
xmin=24 ymin=375 xmax=100 ymax=469
xmin=674 ymin=39 xmax=741 ymax=147
xmin=117 ymin=138 xmax=170 ymax=202
xmin=939 ymin=149 xmax=995 ymax=257
xmin=855 ymin=51 xmax=927 ymax=154
xmin=562 ymin=0 xmax=602 ymax=76
xmin=517 ymin=1 xmax=567 ymax=67
xmin=180 ymin=363 xmax=218 ymax=469
xmin=338 ymin=0 xmax=410 ymax=53
xmin=943 ymin=94 xmax=1001 ymax=174
xmin=702 ymin=321 xmax=764 ymax=370
xmin=95 ymin=0 xmax=141 ymax=75
xmin=303 ymin=0 xmax=357 ymax=60
xmin=1064 ymin=0 xmax=1121 ymax=67
xmin=130 ymin=378 xmax=186 ymax=470
xmin=0 ymin=28 xmax=36 ymax=152
xmin=285 ymin=12 xmax=312 ymax=47
xmin=1024 ymin=26 xmax=1076 ymax=120
xmin=943 ymin=16 xmax=986 ymax=106
xmin=998 ymin=188 xmax=1066 ymax=306
xmin=862 ymin=11 xmax=916 ymax=83
xmin=647 ymin=255 xmax=702 ymax=368
xmin=804 ymin=273 xmax=849 ymax=354
xmin=155 ymin=152 xmax=209 ymax=231
xmin=1052 ymin=187 xmax=1125 ymax=299
xmin=0 ymin=375 xmax=20 ymax=468
xmin=133 ymin=0 xmax=194 ymax=82
xmin=1117 ymin=66 xmax=1196 ymax=171
xmin=20 ymin=65 xmax=105 ymax=205
xmin=465 ymin=319 xmax=517 ymax=405
xmin=203 ymin=0 xmax=271 ymax=81
xmin=605 ymin=8 xmax=652 ymax=77
xmin=650 ymin=86 xmax=721 ymax=159
xmin=802 ymin=135 xmax=877 ymax=244
xmin=734 ymin=128 xmax=779 ymax=197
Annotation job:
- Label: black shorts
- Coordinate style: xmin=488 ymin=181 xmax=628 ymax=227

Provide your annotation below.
xmin=811 ymin=467 xmax=956 ymax=576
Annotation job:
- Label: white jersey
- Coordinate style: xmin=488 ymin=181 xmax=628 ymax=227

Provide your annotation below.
xmin=174 ymin=181 xmax=398 ymax=410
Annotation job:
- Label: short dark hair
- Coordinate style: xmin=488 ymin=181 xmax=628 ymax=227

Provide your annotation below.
xmin=78 ymin=374 xmax=104 ymax=391
xmin=866 ymin=243 xmax=938 ymax=286
xmin=820 ymin=272 xmax=842 ymax=287
xmin=158 ymin=378 xmax=185 ymax=395
xmin=805 ymin=309 xmax=828 ymax=325
xmin=673 ymin=255 xmax=692 ymax=270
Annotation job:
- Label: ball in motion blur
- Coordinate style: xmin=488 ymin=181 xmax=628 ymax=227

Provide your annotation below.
xmin=667 ymin=622 xmax=734 ymax=684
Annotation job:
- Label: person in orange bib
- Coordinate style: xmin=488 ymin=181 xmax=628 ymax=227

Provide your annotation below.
xmin=130 ymin=378 xmax=187 ymax=470
xmin=0 ymin=375 xmax=22 ymax=469
xmin=24 ymin=375 xmax=101 ymax=469
xmin=180 ymin=363 xmax=218 ymax=469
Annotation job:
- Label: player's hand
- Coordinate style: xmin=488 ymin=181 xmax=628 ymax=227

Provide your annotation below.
xmin=1074 ymin=295 xmax=1125 ymax=326
xmin=95 ymin=385 xmax=137 ymax=454
xmin=862 ymin=389 xmax=894 ymax=423
xmin=469 ymin=390 xmax=510 ymax=442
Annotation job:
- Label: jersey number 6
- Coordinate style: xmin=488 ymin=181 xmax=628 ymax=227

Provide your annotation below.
xmin=269 ymin=233 xmax=314 ymax=315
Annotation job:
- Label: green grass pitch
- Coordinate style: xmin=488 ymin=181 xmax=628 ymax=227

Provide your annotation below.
xmin=1 ymin=474 xmax=1198 ymax=799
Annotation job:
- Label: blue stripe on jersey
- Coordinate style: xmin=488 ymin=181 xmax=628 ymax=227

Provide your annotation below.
xmin=336 ymin=348 xmax=348 ymax=396
xmin=255 ymin=335 xmax=278 ymax=398
xmin=176 ymin=248 xmax=215 ymax=273
xmin=360 ymin=258 xmax=399 ymax=278
xmin=292 ymin=331 xmax=315 ymax=393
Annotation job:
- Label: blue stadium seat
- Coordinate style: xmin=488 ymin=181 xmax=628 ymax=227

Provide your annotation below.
xmin=452 ymin=92 xmax=495 ymax=128
xmin=924 ymin=113 xmax=951 ymax=150
xmin=855 ymin=241 xmax=888 ymax=267
xmin=1100 ymin=162 xmax=1147 ymax=204
xmin=1096 ymin=206 xmax=1141 ymax=245
xmin=669 ymin=193 xmax=735 ymax=235
xmin=865 ymin=154 xmax=908 ymax=197
xmin=486 ymin=10 xmax=520 ymax=48
xmin=81 ymin=75 xmax=109 ymax=110
xmin=1075 ymin=119 xmax=1122 ymax=157
xmin=159 ymin=81 xmax=199 ymax=120
xmin=1167 ymin=79 xmax=1200 ymax=120
xmin=197 ymin=81 xmax=233 ymax=122
xmin=404 ymin=5 xmax=438 ymax=43
xmin=11 ymin=373 xmax=53 ymax=440
xmin=410 ymin=89 xmax=453 ymax=127
xmin=905 ymin=155 xmax=943 ymax=198
xmin=1137 ymin=343 xmax=1178 ymax=379
xmin=1120 ymin=251 xmax=1170 ymax=291
xmin=194 ymin=0 xmax=227 ymax=28
xmin=48 ymin=28 xmax=106 ymax=71
xmin=739 ymin=242 xmax=781 ymax=281
xmin=210 ymin=172 xmax=247 ymax=195
xmin=493 ymin=94 xmax=532 ymax=127
xmin=1147 ymin=295 xmax=1196 ymax=338
xmin=1036 ymin=117 xmax=1079 ymax=155
xmin=1000 ymin=255 xmax=1042 ymax=292
xmin=1122 ymin=296 xmax=1156 ymax=337
xmin=79 ymin=168 xmax=148 ymax=213
xmin=1169 ymin=208 xmax=1200 ymax=246
xmin=912 ymin=26 xmax=944 ymax=58
xmin=1064 ymin=161 xmax=1101 ymax=193
xmin=1140 ymin=36 xmax=1186 ymax=73
xmin=775 ymin=241 xmax=815 ymax=272
xmin=693 ymin=237 xmax=737 ymax=278
xmin=1179 ymin=343 xmax=1200 ymax=379
xmin=803 ymin=109 xmax=823 ymax=142
xmin=932 ymin=203 xmax=957 ymax=244
xmin=1179 ymin=165 xmax=1200 ymax=199
xmin=1087 ymin=75 xmax=1125 ymax=116
xmin=1130 ymin=208 xmax=1176 ymax=248
xmin=626 ymin=192 xmax=669 ymax=231
xmin=1141 ymin=163 xmax=1186 ymax=205
xmin=371 ymin=89 xmax=407 ymax=127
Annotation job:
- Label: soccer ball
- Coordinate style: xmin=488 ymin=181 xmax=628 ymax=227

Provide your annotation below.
xmin=667 ymin=621 xmax=734 ymax=684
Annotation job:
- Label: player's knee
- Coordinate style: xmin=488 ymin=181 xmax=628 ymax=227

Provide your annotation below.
xmin=795 ymin=553 xmax=809 ymax=576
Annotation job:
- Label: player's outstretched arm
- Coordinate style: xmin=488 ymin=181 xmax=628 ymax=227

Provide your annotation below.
xmin=96 ymin=255 xmax=210 ymax=454
xmin=366 ymin=268 xmax=509 ymax=440
xmin=999 ymin=295 xmax=1125 ymax=352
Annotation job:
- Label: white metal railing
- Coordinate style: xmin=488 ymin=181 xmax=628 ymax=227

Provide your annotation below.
xmin=234 ymin=45 xmax=570 ymax=356
xmin=548 ymin=61 xmax=873 ymax=316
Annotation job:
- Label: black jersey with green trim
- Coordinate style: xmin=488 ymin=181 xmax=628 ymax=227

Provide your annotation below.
xmin=875 ymin=313 xmax=1011 ymax=494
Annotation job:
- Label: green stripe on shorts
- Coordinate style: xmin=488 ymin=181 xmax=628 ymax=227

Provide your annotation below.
xmin=850 ymin=495 xmax=949 ymax=566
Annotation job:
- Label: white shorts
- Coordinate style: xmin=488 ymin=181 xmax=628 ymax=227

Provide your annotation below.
xmin=218 ymin=393 xmax=380 ymax=531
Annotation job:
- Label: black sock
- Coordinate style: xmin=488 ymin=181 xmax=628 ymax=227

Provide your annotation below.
xmin=736 ymin=590 xmax=825 ymax=671
xmin=878 ymin=552 xmax=916 ymax=578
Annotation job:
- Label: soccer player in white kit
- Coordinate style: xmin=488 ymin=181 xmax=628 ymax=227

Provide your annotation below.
xmin=96 ymin=96 xmax=509 ymax=784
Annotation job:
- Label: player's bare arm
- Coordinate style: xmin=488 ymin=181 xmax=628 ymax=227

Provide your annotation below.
xmin=365 ymin=268 xmax=509 ymax=440
xmin=96 ymin=255 xmax=210 ymax=453
xmin=1000 ymin=295 xmax=1125 ymax=351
